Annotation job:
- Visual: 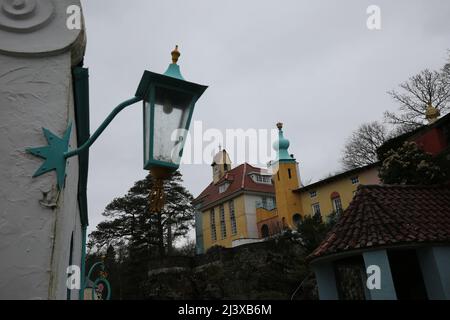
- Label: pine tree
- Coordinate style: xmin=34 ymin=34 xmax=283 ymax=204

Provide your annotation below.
xmin=89 ymin=171 xmax=195 ymax=258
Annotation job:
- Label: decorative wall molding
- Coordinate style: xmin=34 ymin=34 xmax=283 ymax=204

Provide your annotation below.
xmin=0 ymin=0 xmax=54 ymax=32
xmin=0 ymin=0 xmax=85 ymax=64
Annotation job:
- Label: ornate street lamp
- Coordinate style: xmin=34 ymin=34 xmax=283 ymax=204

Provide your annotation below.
xmin=27 ymin=45 xmax=206 ymax=188
xmin=140 ymin=46 xmax=207 ymax=173
xmin=137 ymin=46 xmax=207 ymax=211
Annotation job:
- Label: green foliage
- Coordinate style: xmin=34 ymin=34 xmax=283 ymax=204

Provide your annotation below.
xmin=379 ymin=141 xmax=446 ymax=185
xmin=296 ymin=214 xmax=335 ymax=254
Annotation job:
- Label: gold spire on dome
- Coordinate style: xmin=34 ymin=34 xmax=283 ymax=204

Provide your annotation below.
xmin=425 ymin=102 xmax=440 ymax=124
xmin=171 ymin=45 xmax=180 ymax=64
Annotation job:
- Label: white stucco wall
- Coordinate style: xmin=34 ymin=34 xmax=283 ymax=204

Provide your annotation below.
xmin=0 ymin=53 xmax=82 ymax=299
xmin=0 ymin=0 xmax=85 ymax=299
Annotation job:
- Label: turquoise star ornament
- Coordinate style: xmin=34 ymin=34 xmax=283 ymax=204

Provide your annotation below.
xmin=26 ymin=123 xmax=72 ymax=190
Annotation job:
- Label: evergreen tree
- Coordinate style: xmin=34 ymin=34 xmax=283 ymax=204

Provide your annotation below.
xmin=296 ymin=214 xmax=335 ymax=254
xmin=89 ymin=171 xmax=195 ymax=258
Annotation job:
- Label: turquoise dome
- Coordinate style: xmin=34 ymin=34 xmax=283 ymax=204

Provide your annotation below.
xmin=273 ymin=134 xmax=290 ymax=151
xmin=273 ymin=123 xmax=294 ymax=162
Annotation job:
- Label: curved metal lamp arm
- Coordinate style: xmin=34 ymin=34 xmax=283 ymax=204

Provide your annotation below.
xmin=26 ymin=96 xmax=142 ymax=189
xmin=65 ymin=96 xmax=142 ymax=158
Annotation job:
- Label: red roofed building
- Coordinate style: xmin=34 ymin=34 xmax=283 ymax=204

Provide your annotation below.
xmin=193 ymin=149 xmax=276 ymax=253
xmin=309 ymin=184 xmax=450 ymax=300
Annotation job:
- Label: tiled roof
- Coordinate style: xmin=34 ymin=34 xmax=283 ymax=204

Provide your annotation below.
xmin=308 ymin=184 xmax=450 ymax=261
xmin=193 ymin=163 xmax=274 ymax=209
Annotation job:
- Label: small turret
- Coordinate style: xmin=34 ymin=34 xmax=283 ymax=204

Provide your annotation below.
xmin=211 ymin=148 xmax=232 ymax=184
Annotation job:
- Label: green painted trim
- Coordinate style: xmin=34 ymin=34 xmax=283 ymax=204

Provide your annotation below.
xmin=144 ymin=159 xmax=179 ymax=171
xmin=163 ymin=63 xmax=184 ymax=80
xmin=135 ymin=70 xmax=207 ymax=101
xmin=142 ymin=101 xmax=146 ymax=167
xmin=79 ymin=225 xmax=87 ymax=300
xmin=148 ymin=85 xmax=155 ymax=168
xmin=72 ymin=67 xmax=90 ymax=226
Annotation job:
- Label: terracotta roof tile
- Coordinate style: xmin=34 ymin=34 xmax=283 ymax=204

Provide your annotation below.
xmin=308 ymin=184 xmax=450 ymax=261
xmin=192 ymin=163 xmax=274 ymax=209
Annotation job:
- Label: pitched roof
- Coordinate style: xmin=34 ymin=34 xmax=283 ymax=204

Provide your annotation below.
xmin=308 ymin=184 xmax=450 ymax=261
xmin=294 ymin=162 xmax=379 ymax=193
xmin=193 ymin=163 xmax=274 ymax=209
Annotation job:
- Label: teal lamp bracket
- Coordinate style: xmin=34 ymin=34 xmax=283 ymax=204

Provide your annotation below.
xmin=26 ymin=96 xmax=142 ymax=190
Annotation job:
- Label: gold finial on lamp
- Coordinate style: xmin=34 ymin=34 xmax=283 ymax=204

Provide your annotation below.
xmin=171 ymin=45 xmax=180 ymax=64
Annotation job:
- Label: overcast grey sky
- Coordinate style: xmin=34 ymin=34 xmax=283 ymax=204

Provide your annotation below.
xmin=80 ymin=0 xmax=450 ymax=234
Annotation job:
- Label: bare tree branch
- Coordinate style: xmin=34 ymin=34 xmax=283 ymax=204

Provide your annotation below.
xmin=385 ymin=66 xmax=450 ymax=128
xmin=341 ymin=121 xmax=388 ymax=170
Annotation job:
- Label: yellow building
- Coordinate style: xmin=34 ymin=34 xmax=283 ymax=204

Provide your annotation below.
xmin=193 ymin=124 xmax=380 ymax=252
xmin=295 ymin=163 xmax=380 ymax=219
xmin=193 ymin=150 xmax=276 ymax=253
xmin=255 ymin=123 xmax=380 ymax=237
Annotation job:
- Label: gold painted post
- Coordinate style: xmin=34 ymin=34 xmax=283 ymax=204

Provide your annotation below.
xmin=148 ymin=167 xmax=172 ymax=258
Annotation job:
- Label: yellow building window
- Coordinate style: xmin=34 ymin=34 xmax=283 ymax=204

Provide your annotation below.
xmin=210 ymin=209 xmax=217 ymax=242
xmin=229 ymin=201 xmax=237 ymax=235
xmin=312 ymin=203 xmax=321 ymax=217
xmin=219 ymin=205 xmax=227 ymax=239
xmin=332 ymin=197 xmax=343 ymax=213
xmin=351 ymin=176 xmax=359 ymax=184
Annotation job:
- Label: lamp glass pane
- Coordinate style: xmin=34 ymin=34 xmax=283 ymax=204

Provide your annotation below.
xmin=152 ymin=86 xmax=192 ymax=165
xmin=144 ymin=102 xmax=151 ymax=164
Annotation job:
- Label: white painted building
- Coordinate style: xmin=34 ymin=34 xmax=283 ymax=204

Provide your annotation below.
xmin=0 ymin=0 xmax=88 ymax=299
